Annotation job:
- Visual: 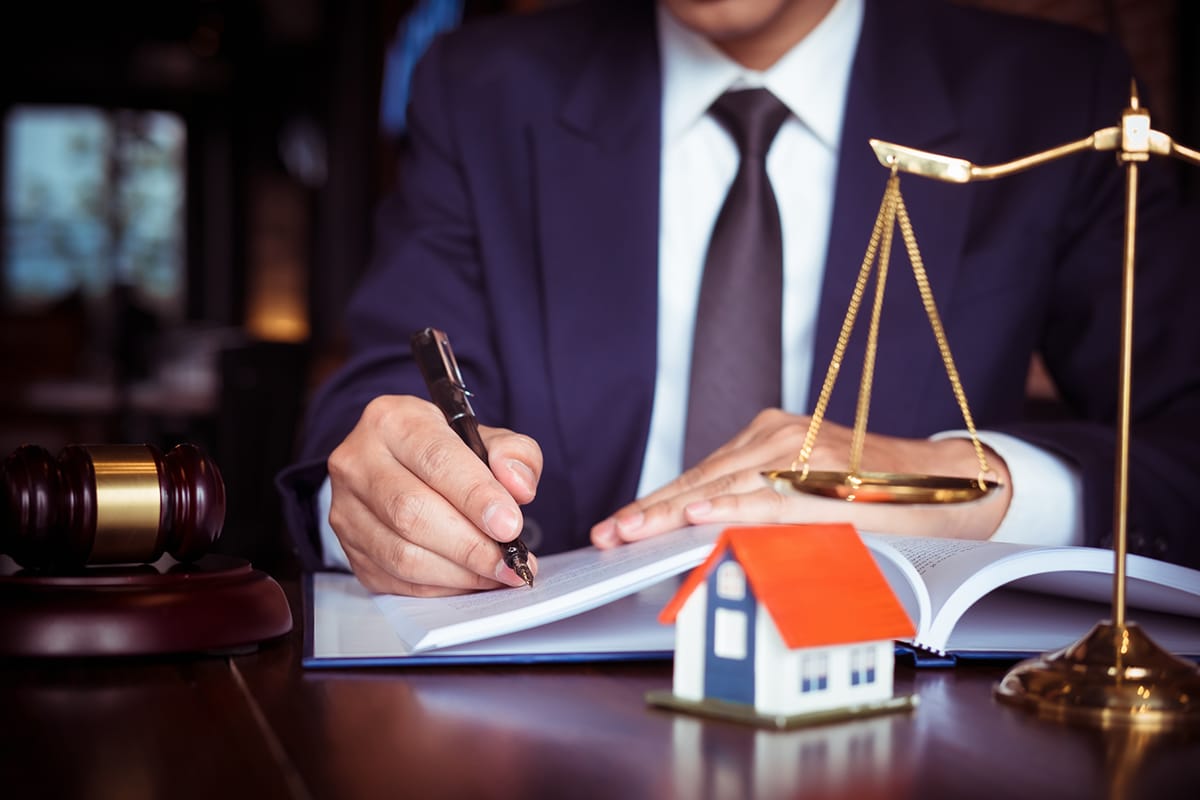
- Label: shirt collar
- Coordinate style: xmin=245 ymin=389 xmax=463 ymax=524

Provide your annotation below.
xmin=658 ymin=0 xmax=864 ymax=150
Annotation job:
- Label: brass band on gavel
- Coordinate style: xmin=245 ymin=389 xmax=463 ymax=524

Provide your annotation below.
xmin=0 ymin=443 xmax=225 ymax=568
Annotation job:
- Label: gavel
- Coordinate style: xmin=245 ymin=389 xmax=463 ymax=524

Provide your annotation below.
xmin=0 ymin=443 xmax=225 ymax=569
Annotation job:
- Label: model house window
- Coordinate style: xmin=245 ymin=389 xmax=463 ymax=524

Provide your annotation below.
xmin=850 ymin=646 xmax=878 ymax=686
xmin=800 ymin=652 xmax=829 ymax=693
xmin=712 ymin=608 xmax=747 ymax=660
xmin=715 ymin=561 xmax=745 ymax=600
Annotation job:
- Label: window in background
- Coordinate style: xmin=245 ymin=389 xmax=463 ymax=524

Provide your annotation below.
xmin=3 ymin=105 xmax=187 ymax=318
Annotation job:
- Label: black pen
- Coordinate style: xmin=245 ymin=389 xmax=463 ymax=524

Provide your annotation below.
xmin=410 ymin=327 xmax=535 ymax=587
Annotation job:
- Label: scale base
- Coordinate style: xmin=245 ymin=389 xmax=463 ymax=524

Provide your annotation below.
xmin=994 ymin=621 xmax=1200 ymax=731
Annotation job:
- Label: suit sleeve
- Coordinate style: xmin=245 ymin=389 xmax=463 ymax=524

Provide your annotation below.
xmin=275 ymin=36 xmax=503 ymax=568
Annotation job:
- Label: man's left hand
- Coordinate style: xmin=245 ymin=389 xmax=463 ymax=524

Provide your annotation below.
xmin=590 ymin=409 xmax=1012 ymax=548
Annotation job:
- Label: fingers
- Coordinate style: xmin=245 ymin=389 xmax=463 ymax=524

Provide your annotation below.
xmin=591 ymin=410 xmax=806 ymax=548
xmin=677 ymin=485 xmax=923 ymax=533
xmin=637 ymin=409 xmax=803 ymax=505
xmin=343 ymin=533 xmax=507 ymax=597
xmin=327 ymin=395 xmax=543 ymax=595
xmin=681 ymin=484 xmax=789 ymax=525
xmin=592 ymin=463 xmax=772 ymax=547
xmin=378 ymin=402 xmax=521 ymax=540
xmin=481 ymin=429 xmax=542 ymax=505
xmin=330 ymin=472 xmax=516 ymax=594
xmin=684 ymin=485 xmax=1006 ymax=541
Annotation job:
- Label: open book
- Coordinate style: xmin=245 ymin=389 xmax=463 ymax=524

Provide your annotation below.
xmin=305 ymin=524 xmax=1200 ymax=667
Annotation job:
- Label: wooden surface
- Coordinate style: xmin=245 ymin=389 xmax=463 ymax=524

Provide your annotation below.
xmin=3 ymin=579 xmax=1199 ymax=800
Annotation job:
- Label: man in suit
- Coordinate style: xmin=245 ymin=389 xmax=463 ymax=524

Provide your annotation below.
xmin=278 ymin=0 xmax=1200 ymax=596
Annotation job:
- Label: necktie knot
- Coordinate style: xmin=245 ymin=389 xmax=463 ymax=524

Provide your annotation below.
xmin=710 ymin=88 xmax=791 ymax=160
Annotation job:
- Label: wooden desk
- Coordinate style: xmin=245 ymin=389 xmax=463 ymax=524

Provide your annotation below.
xmin=3 ymin=582 xmax=1198 ymax=800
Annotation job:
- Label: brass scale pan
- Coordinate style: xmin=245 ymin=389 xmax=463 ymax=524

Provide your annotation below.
xmin=763 ymin=469 xmax=999 ymax=505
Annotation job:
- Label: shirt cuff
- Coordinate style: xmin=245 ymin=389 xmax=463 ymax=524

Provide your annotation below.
xmin=316 ymin=476 xmax=353 ymax=570
xmin=931 ymin=430 xmax=1083 ymax=547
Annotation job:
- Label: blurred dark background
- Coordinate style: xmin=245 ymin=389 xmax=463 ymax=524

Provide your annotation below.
xmin=0 ymin=0 xmax=1194 ymax=569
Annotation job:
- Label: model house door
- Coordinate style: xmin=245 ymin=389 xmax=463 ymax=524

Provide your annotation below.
xmin=703 ymin=556 xmax=756 ymax=704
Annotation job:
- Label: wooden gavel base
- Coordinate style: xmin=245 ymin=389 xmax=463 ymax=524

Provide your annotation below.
xmin=0 ymin=555 xmax=293 ymax=658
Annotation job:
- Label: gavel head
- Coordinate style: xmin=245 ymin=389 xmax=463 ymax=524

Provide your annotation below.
xmin=0 ymin=443 xmax=225 ymax=569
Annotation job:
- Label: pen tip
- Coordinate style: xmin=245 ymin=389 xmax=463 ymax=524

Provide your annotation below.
xmin=515 ymin=564 xmax=534 ymax=587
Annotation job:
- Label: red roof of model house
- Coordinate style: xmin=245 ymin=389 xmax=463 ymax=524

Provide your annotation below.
xmin=659 ymin=523 xmax=916 ymax=648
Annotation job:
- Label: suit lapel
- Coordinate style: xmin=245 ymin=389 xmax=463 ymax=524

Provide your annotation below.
xmin=533 ymin=2 xmax=662 ymax=515
xmin=814 ymin=0 xmax=975 ymax=436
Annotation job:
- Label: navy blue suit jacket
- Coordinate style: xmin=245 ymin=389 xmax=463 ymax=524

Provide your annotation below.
xmin=279 ymin=0 xmax=1200 ymax=569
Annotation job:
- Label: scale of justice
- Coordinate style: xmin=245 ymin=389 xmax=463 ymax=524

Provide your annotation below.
xmin=761 ymin=83 xmax=1200 ymax=731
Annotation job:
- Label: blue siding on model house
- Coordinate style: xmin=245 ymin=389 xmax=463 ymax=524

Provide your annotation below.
xmin=703 ymin=551 xmax=757 ymax=704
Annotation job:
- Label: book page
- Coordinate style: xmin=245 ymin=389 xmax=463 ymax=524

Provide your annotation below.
xmin=310 ymin=571 xmax=679 ymax=661
xmin=372 ymin=523 xmax=725 ymax=651
xmin=863 ymin=536 xmax=1060 ymax=650
xmin=868 ymin=535 xmax=1200 ymax=653
xmin=945 ymin=588 xmax=1200 ymax=657
xmin=312 ymin=571 xmax=419 ymax=659
xmin=860 ymin=535 xmax=933 ymax=640
xmin=1013 ymin=567 xmax=1200 ymax=616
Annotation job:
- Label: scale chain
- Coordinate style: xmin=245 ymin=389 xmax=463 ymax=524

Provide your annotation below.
xmin=792 ymin=173 xmax=993 ymax=489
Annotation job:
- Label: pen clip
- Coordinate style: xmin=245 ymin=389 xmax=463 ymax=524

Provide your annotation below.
xmin=436 ymin=331 xmax=468 ymax=392
xmin=411 ymin=327 xmax=476 ymax=423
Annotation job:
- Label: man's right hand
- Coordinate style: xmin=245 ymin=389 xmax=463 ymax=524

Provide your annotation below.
xmin=326 ymin=395 xmax=541 ymax=596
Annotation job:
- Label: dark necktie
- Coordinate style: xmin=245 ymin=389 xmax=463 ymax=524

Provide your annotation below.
xmin=682 ymin=88 xmax=790 ymax=469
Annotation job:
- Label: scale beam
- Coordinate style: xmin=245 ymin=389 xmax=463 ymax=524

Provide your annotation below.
xmin=871 ymin=86 xmax=1200 ymax=182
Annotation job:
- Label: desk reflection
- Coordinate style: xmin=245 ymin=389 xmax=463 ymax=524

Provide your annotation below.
xmin=3 ymin=659 xmax=292 ymax=799
xmin=8 ymin=644 xmax=1200 ymax=800
xmin=302 ymin=666 xmax=923 ymax=800
xmin=668 ymin=711 xmax=916 ymax=800
xmin=309 ymin=671 xmax=674 ymax=798
xmin=365 ymin=666 xmax=1200 ymax=799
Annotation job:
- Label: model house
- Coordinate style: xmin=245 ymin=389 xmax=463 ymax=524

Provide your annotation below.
xmin=655 ymin=523 xmax=916 ymax=725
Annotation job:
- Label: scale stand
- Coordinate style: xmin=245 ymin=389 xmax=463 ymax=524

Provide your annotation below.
xmin=774 ymin=82 xmax=1200 ymax=729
